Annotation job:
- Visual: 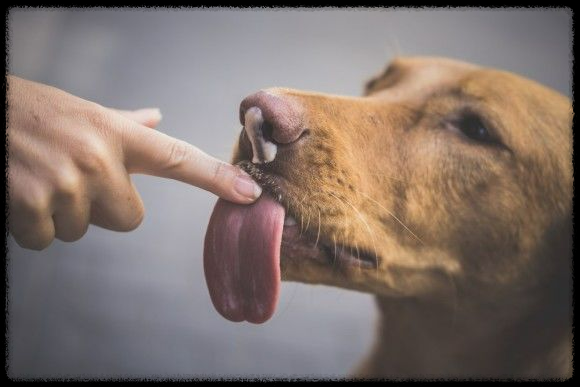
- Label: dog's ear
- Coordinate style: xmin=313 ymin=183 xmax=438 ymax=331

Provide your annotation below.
xmin=363 ymin=75 xmax=380 ymax=96
xmin=363 ymin=76 xmax=380 ymax=96
xmin=363 ymin=61 xmax=395 ymax=96
xmin=363 ymin=60 xmax=401 ymax=96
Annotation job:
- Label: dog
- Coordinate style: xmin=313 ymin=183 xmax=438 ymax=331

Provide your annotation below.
xmin=204 ymin=56 xmax=573 ymax=379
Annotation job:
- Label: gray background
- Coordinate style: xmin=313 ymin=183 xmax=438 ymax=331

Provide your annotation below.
xmin=7 ymin=8 xmax=572 ymax=379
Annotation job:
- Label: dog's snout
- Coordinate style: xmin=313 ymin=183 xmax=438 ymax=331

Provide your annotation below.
xmin=240 ymin=90 xmax=306 ymax=164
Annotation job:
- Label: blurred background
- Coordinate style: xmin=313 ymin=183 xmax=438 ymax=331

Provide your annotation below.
xmin=7 ymin=8 xmax=572 ymax=379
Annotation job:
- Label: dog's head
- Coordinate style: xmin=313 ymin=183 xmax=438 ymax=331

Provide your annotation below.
xmin=204 ymin=56 xmax=572 ymax=323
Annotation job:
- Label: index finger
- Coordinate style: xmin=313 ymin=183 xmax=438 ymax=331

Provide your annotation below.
xmin=121 ymin=121 xmax=262 ymax=204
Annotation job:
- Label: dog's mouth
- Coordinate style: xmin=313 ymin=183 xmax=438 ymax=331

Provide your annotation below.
xmin=203 ymin=160 xmax=378 ymax=325
xmin=237 ymin=160 xmax=379 ymax=270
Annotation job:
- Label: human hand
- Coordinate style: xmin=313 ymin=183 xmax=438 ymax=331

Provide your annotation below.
xmin=7 ymin=75 xmax=262 ymax=250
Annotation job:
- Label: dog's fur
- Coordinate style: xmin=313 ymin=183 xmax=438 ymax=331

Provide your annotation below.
xmin=234 ymin=57 xmax=573 ymax=379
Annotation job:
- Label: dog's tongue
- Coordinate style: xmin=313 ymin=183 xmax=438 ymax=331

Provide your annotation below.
xmin=204 ymin=195 xmax=284 ymax=324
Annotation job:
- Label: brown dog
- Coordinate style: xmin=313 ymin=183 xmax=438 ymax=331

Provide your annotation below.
xmin=204 ymin=56 xmax=572 ymax=379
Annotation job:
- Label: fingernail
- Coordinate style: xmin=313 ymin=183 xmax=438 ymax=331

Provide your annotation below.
xmin=234 ymin=173 xmax=262 ymax=200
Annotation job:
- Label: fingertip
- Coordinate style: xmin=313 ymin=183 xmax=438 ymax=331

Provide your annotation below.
xmin=222 ymin=192 xmax=260 ymax=205
xmin=214 ymin=176 xmax=262 ymax=204
xmin=148 ymin=108 xmax=162 ymax=120
xmin=116 ymin=107 xmax=162 ymax=128
xmin=138 ymin=108 xmax=163 ymax=128
xmin=206 ymin=162 xmax=262 ymax=204
xmin=232 ymin=171 xmax=262 ymax=202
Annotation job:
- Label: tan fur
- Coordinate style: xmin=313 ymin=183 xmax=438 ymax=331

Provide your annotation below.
xmin=233 ymin=57 xmax=573 ymax=379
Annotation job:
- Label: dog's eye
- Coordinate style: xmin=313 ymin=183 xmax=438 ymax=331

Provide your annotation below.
xmin=450 ymin=113 xmax=495 ymax=144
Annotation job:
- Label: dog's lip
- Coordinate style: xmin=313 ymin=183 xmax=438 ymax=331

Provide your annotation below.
xmin=236 ymin=160 xmax=379 ymax=270
xmin=281 ymin=223 xmax=379 ymax=270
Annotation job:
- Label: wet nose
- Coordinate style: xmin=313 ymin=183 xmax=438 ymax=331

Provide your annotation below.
xmin=239 ymin=90 xmax=306 ymax=164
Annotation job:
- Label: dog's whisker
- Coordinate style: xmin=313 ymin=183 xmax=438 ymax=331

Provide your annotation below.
xmin=385 ymin=35 xmax=403 ymax=60
xmin=314 ymin=209 xmax=322 ymax=250
xmin=328 ymin=192 xmax=379 ymax=268
xmin=393 ymin=36 xmax=402 ymax=57
xmin=304 ymin=212 xmax=311 ymax=233
xmin=332 ymin=235 xmax=338 ymax=270
xmin=276 ymin=281 xmax=300 ymax=320
xmin=354 ymin=188 xmax=424 ymax=246
xmin=367 ymin=172 xmax=406 ymax=183
xmin=299 ymin=195 xmax=308 ymax=236
xmin=327 ymin=193 xmax=352 ymax=235
xmin=354 ymin=242 xmax=362 ymax=274
xmin=295 ymin=192 xmax=313 ymax=236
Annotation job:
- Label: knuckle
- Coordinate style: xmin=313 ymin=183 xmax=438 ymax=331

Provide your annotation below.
xmin=20 ymin=189 xmax=51 ymax=221
xmin=210 ymin=162 xmax=237 ymax=193
xmin=164 ymin=140 xmax=192 ymax=170
xmin=77 ymin=139 xmax=112 ymax=175
xmin=83 ymin=102 xmax=113 ymax=131
xmin=212 ymin=161 xmax=227 ymax=183
xmin=54 ymin=168 xmax=82 ymax=201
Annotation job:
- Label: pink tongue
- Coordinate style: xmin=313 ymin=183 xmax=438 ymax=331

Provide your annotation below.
xmin=204 ymin=195 xmax=285 ymax=324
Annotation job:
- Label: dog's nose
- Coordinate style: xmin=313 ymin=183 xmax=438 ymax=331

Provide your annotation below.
xmin=240 ymin=90 xmax=305 ymax=164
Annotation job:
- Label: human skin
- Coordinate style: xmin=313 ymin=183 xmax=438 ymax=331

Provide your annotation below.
xmin=7 ymin=75 xmax=262 ymax=250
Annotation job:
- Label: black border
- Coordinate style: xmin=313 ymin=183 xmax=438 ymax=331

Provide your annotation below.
xmin=3 ymin=5 xmax=575 ymax=383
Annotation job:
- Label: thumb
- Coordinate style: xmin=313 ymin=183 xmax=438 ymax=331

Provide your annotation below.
xmin=121 ymin=122 xmax=262 ymax=204
xmin=113 ymin=108 xmax=163 ymax=129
